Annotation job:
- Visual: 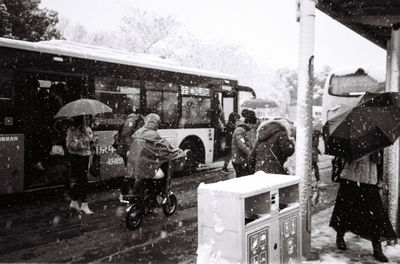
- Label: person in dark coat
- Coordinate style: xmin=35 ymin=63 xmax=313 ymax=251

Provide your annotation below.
xmin=231 ymin=110 xmax=257 ymax=177
xmin=330 ymin=150 xmax=397 ymax=262
xmin=249 ymin=119 xmax=295 ymax=175
xmin=222 ymin=112 xmax=240 ymax=173
xmin=116 ymin=107 xmax=147 ymax=202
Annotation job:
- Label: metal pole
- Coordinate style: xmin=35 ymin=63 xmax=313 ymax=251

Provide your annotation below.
xmin=383 ymin=41 xmax=392 ymax=210
xmin=297 ymin=0 xmax=315 ymax=259
xmin=386 ymin=24 xmax=400 ymax=234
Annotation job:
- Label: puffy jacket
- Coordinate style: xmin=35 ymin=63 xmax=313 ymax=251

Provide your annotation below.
xmin=66 ymin=125 xmax=93 ymax=156
xmin=249 ymin=120 xmax=295 ymax=174
xmin=231 ymin=121 xmax=253 ymax=165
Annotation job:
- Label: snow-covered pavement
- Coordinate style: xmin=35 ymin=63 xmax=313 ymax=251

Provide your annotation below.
xmin=306 ymin=206 xmax=400 ymax=264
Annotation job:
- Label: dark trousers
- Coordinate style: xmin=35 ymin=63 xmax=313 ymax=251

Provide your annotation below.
xmin=312 ymin=161 xmax=320 ymax=182
xmin=69 ymin=154 xmax=90 ymax=202
xmin=232 ymin=162 xmax=250 ymax=177
xmin=120 ymin=154 xmax=136 ymax=195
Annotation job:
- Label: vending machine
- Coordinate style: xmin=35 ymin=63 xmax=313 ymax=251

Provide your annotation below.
xmin=198 ymin=172 xmax=301 ymax=264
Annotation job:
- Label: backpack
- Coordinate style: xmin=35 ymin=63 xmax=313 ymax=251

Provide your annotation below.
xmin=112 ymin=124 xmax=124 ymax=151
xmin=112 ymin=115 xmax=143 ymax=156
xmin=331 ymin=156 xmax=347 ymax=182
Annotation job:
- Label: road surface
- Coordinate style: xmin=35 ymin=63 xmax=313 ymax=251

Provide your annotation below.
xmin=0 ymin=158 xmax=336 ymax=263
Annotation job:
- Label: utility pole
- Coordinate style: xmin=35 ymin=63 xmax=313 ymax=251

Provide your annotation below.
xmin=385 ymin=24 xmax=400 ymax=234
xmin=296 ymin=0 xmax=316 ymax=259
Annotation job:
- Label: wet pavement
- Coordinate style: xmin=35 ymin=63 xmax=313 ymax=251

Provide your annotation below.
xmin=1 ymin=156 xmax=394 ymax=263
xmin=0 ymin=165 xmax=230 ymax=263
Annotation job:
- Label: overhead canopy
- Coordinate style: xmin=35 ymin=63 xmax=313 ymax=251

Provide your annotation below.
xmin=317 ymin=0 xmax=400 ymax=49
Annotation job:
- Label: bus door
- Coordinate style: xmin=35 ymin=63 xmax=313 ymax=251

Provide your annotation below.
xmin=16 ymin=71 xmax=88 ymax=190
xmin=236 ymin=85 xmax=257 ymax=114
xmin=213 ymin=89 xmax=235 ymax=160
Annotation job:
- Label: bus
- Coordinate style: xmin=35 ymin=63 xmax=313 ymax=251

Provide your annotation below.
xmin=321 ymin=65 xmax=385 ymax=125
xmin=0 ymin=37 xmax=256 ymax=195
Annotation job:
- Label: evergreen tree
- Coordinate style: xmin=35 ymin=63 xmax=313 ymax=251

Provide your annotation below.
xmin=0 ymin=0 xmax=61 ymax=41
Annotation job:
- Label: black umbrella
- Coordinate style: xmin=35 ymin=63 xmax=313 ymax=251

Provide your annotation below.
xmin=323 ymin=92 xmax=400 ymax=161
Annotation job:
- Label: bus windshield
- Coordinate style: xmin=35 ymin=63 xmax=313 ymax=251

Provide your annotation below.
xmin=329 ymin=74 xmax=385 ymax=96
xmin=322 ymin=66 xmax=385 ymax=124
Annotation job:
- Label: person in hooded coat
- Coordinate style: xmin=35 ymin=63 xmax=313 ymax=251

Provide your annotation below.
xmin=231 ymin=111 xmax=257 ymax=177
xmin=127 ymin=113 xmax=185 ymax=206
xmin=248 ymin=119 xmax=295 ymax=175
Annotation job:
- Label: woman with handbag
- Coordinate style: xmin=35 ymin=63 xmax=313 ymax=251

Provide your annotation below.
xmin=66 ymin=115 xmax=94 ymax=215
xmin=330 ymin=150 xmax=397 ymax=262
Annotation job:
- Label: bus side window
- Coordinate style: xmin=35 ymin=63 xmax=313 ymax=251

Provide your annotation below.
xmin=94 ymin=76 xmax=141 ymax=129
xmin=162 ymin=91 xmax=178 ymax=126
xmin=145 ymin=81 xmax=179 ymax=127
xmin=146 ymin=90 xmax=163 ymax=116
xmin=181 ymin=97 xmax=211 ymax=127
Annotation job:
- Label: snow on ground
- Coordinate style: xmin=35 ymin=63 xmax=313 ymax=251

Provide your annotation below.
xmin=305 ymin=207 xmax=400 ymax=264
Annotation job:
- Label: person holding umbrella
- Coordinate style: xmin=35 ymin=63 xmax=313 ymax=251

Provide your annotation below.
xmin=55 ymin=98 xmax=112 ymax=215
xmin=329 ymin=150 xmax=397 ymax=262
xmin=323 ymin=92 xmax=400 ymax=262
xmin=65 ymin=115 xmax=95 ymax=214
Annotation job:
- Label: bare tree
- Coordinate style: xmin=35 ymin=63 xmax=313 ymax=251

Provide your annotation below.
xmin=119 ymin=8 xmax=179 ymax=53
xmin=57 ymin=17 xmax=90 ymax=43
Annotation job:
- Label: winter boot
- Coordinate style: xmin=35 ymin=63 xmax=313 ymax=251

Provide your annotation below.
xmin=69 ymin=200 xmax=80 ymax=212
xmin=80 ymin=202 xmax=94 ymax=215
xmin=373 ymin=239 xmax=388 ymax=262
xmin=336 ymin=232 xmax=347 ymax=250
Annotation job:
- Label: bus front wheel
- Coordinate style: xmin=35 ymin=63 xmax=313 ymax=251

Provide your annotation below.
xmin=179 ymin=138 xmax=204 ymax=174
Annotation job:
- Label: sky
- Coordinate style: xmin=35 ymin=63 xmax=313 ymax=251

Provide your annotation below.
xmin=40 ymin=0 xmax=387 ymax=71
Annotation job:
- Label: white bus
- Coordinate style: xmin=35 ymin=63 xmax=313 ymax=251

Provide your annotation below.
xmin=0 ymin=37 xmax=256 ymax=194
xmin=321 ymin=65 xmax=385 ymax=124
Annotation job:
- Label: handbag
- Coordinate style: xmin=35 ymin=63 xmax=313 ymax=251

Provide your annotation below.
xmin=89 ymin=154 xmax=101 ymax=177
